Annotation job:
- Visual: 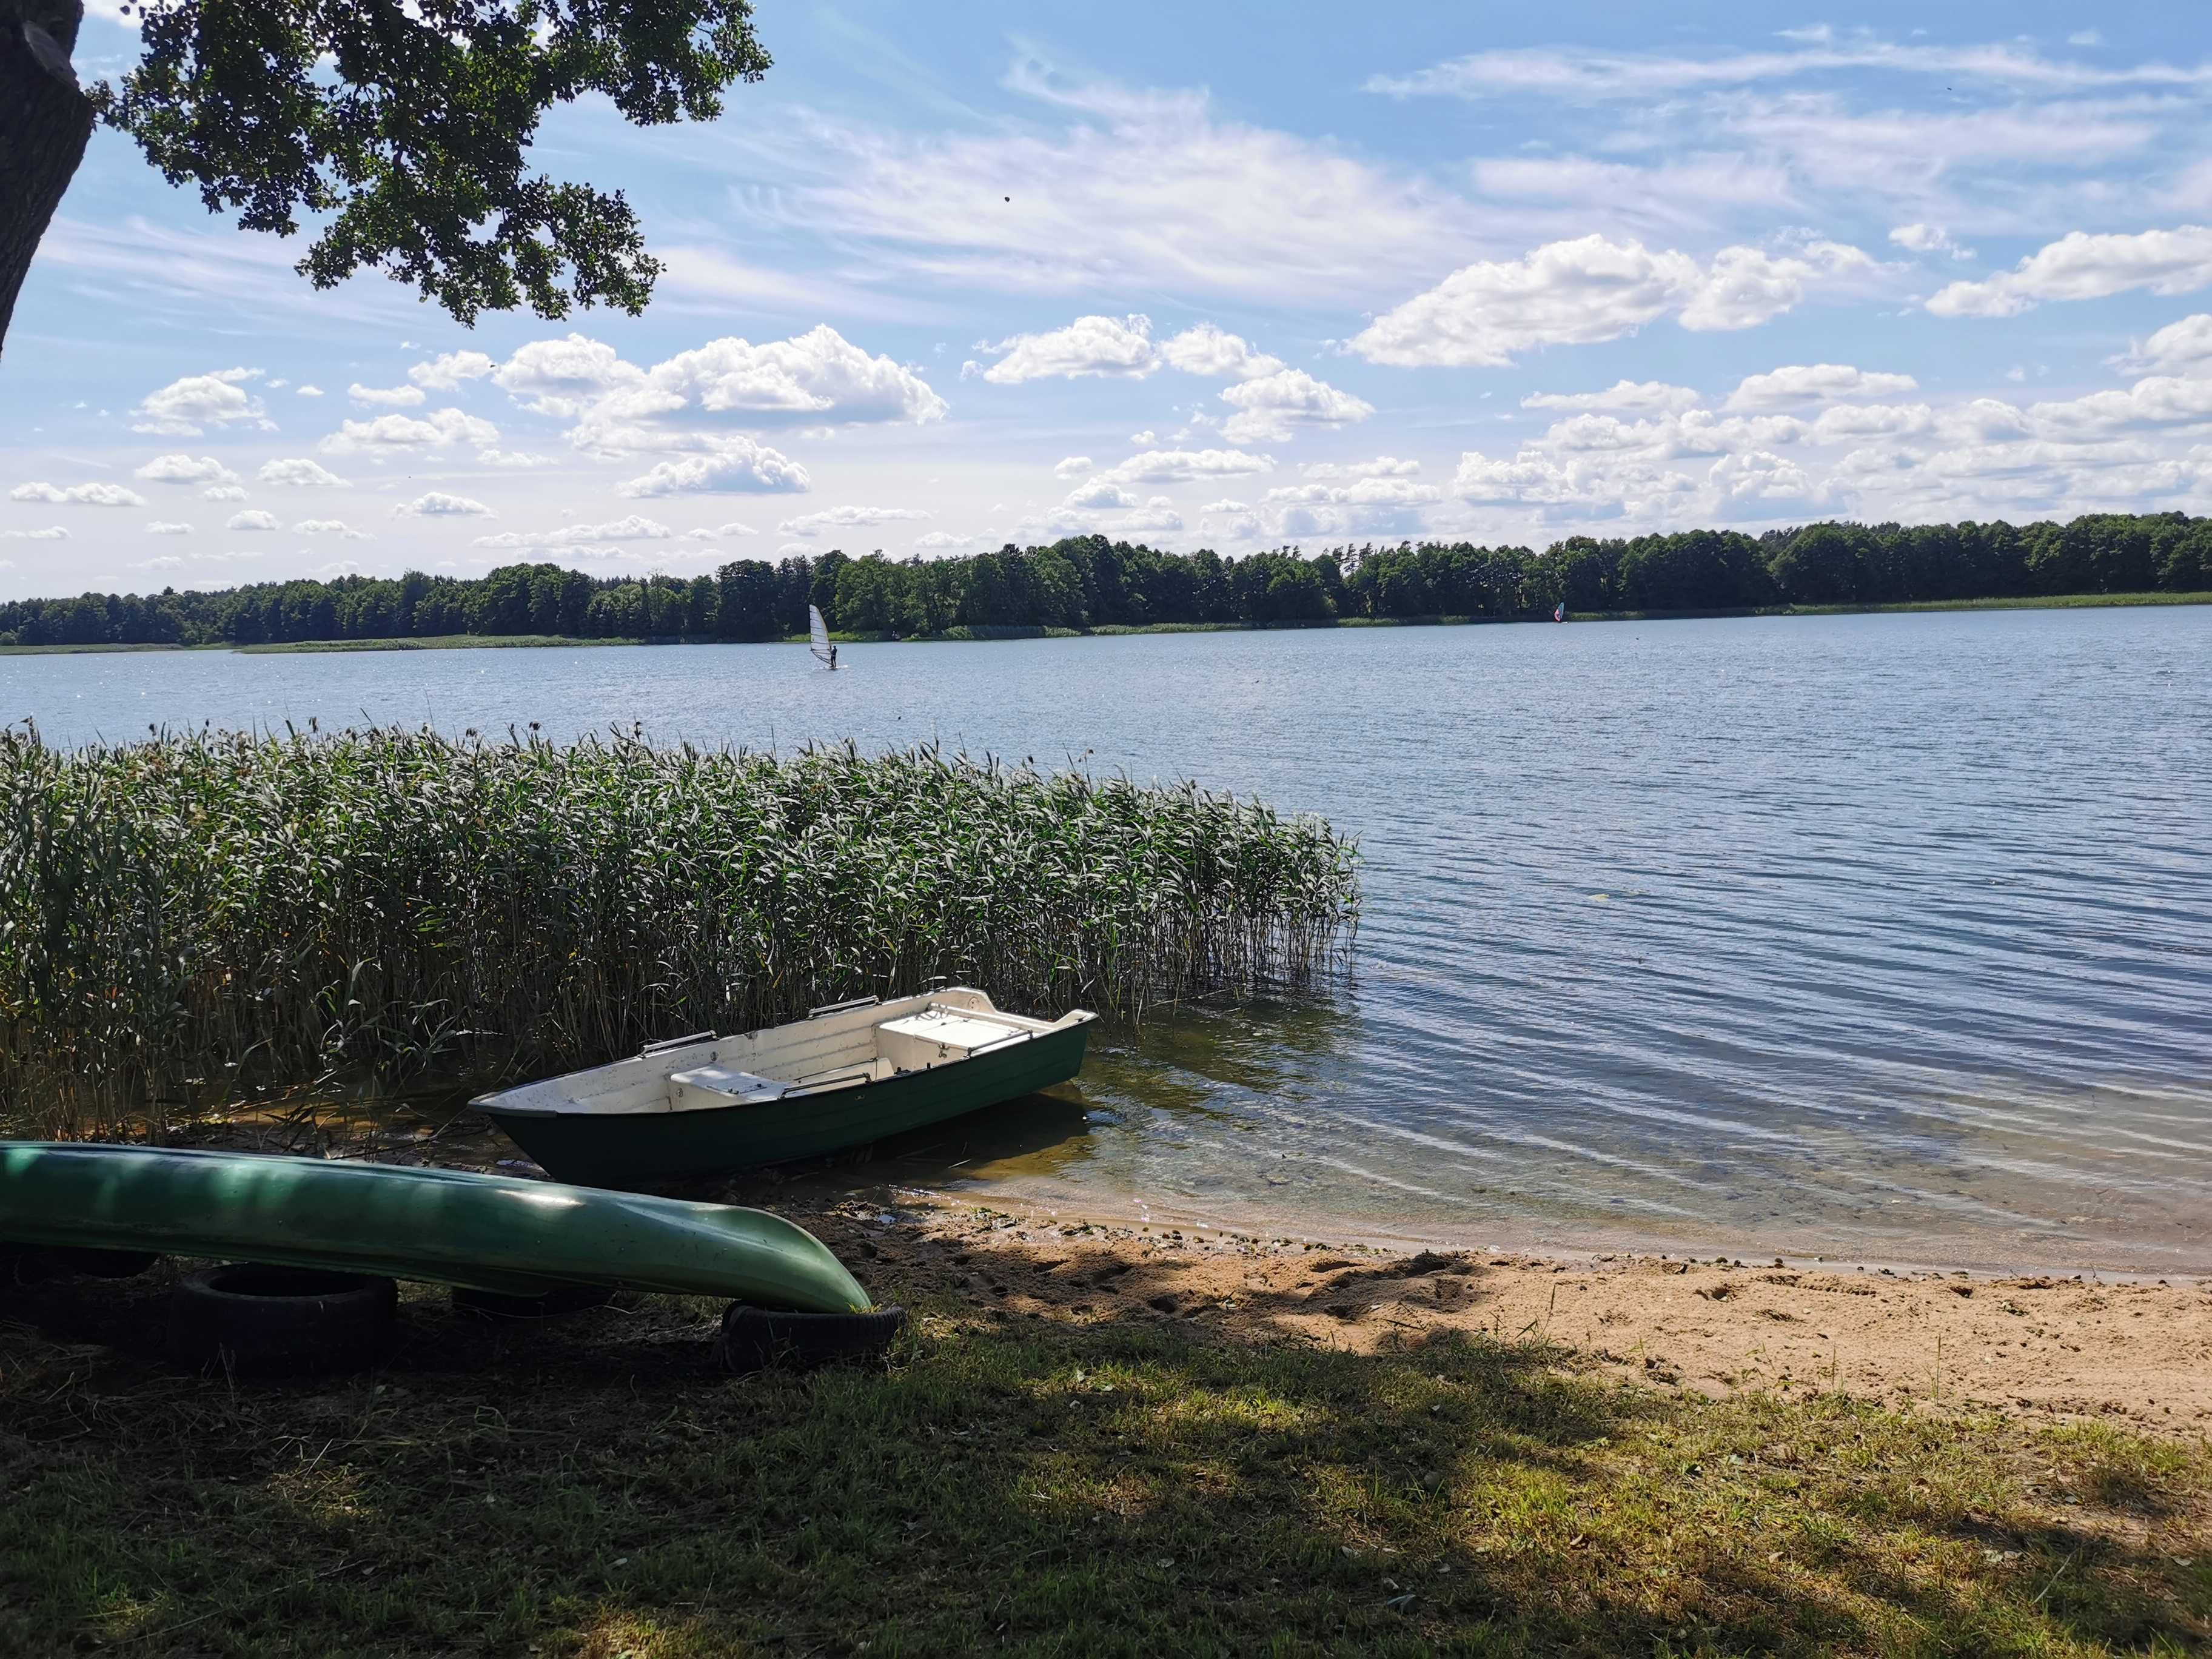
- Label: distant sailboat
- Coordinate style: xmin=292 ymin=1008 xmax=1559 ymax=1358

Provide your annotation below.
xmin=1553 ymin=602 xmax=1567 ymax=623
xmin=809 ymin=605 xmax=839 ymax=670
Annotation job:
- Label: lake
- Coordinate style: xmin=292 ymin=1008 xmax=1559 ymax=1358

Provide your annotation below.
xmin=8 ymin=605 xmax=2210 ymax=1272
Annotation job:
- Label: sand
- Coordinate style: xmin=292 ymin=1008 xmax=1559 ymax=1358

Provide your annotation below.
xmin=784 ymin=1190 xmax=2212 ymax=1438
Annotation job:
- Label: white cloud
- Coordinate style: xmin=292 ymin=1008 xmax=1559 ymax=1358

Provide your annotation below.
xmin=1926 ymin=226 xmax=2212 ymax=318
xmin=133 ymin=555 xmax=185 ymax=570
xmin=295 ymin=385 xmax=324 ymax=398
xmin=409 ymin=350 xmax=497 ymax=390
xmin=1523 ymin=381 xmax=1702 ymax=414
xmin=392 ymin=492 xmax=494 ymax=517
xmin=2120 ymin=313 xmax=2212 ymax=377
xmin=1114 ymin=495 xmax=1184 ymax=532
xmin=144 ymin=520 xmax=192 ymax=535
xmin=1353 ymin=235 xmax=1871 ymax=366
xmin=9 ymin=480 xmax=147 ymax=506
xmin=1727 ymin=364 xmax=1921 ymax=409
xmin=1062 ymin=478 xmax=1139 ymax=510
xmin=202 ymin=484 xmax=249 ymax=501
xmin=913 ymin=531 xmax=975 ymax=549
xmin=1096 ymin=447 xmax=1275 ymax=484
xmin=348 ymin=383 xmax=427 ymax=407
xmin=1301 ymin=456 xmax=1421 ymax=479
xmin=615 ymin=440 xmax=811 ymax=498
xmin=1810 ymin=403 xmax=1935 ymax=441
xmin=1708 ymin=450 xmax=1813 ymax=502
xmin=475 ymin=449 xmax=557 ymax=469
xmin=1 ymin=526 xmax=68 ymax=540
xmin=1364 ymin=38 xmax=2212 ymax=101
xmin=679 ymin=521 xmax=759 ymax=540
xmin=494 ymin=335 xmax=643 ymax=417
xmin=225 ymin=509 xmax=281 ymax=531
xmin=293 ymin=518 xmax=370 ymax=538
xmin=1888 ymin=223 xmax=1974 ymax=260
xmin=258 ymin=458 xmax=349 ymax=488
xmin=130 ymin=367 xmax=268 ymax=436
xmin=980 ymin=314 xmax=1158 ymax=383
xmin=473 ymin=515 xmax=674 ymax=550
xmin=1218 ymin=369 xmax=1375 ymax=443
xmin=1158 ymin=323 xmax=1285 ymax=380
xmin=778 ymin=506 xmax=932 ymax=536
xmin=1128 ymin=429 xmax=1158 ymax=446
xmin=134 ymin=454 xmax=240 ymax=486
xmin=321 ymin=407 xmax=499 ymax=454
xmin=1052 ymin=455 xmax=1094 ymax=478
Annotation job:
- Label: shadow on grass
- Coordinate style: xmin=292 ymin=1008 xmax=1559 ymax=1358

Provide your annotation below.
xmin=0 ymin=1227 xmax=2206 ymax=1658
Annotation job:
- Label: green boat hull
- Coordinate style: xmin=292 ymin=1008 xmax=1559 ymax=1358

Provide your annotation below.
xmin=488 ymin=1020 xmax=1091 ymax=1189
xmin=0 ymin=1143 xmax=873 ymax=1313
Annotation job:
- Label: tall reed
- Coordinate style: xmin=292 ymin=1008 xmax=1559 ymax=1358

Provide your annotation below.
xmin=0 ymin=725 xmax=1358 ymax=1138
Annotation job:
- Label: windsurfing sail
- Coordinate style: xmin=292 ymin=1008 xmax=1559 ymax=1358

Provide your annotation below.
xmin=1553 ymin=602 xmax=1567 ymax=623
xmin=808 ymin=605 xmax=836 ymax=668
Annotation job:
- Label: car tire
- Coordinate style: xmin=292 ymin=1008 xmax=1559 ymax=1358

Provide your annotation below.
xmin=167 ymin=1264 xmax=397 ymax=1376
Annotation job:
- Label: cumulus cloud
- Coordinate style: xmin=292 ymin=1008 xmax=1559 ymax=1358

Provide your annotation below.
xmin=258 ymin=458 xmax=349 ymax=488
xmin=348 ymin=383 xmax=426 ymax=407
xmin=1114 ymin=495 xmax=1184 ymax=532
xmin=1096 ymin=447 xmax=1275 ymax=484
xmin=1523 ymin=381 xmax=1702 ymax=414
xmin=913 ymin=531 xmax=976 ymax=549
xmin=392 ymin=492 xmax=493 ymax=517
xmin=144 ymin=520 xmax=192 ymax=535
xmin=130 ymin=367 xmax=269 ymax=436
xmin=320 ymin=407 xmax=499 ymax=454
xmin=1708 ymin=450 xmax=1813 ymax=502
xmin=777 ymin=506 xmax=932 ymax=536
xmin=615 ymin=440 xmax=811 ymax=498
xmin=295 ymin=384 xmax=324 ymax=397
xmin=1926 ymin=226 xmax=2212 ymax=318
xmin=679 ymin=521 xmax=759 ymax=540
xmin=202 ymin=484 xmax=249 ymax=501
xmin=1727 ymin=364 xmax=1921 ymax=409
xmin=1889 ymin=223 xmax=1974 ymax=260
xmin=1158 ymin=324 xmax=1285 ymax=380
xmin=1218 ymin=369 xmax=1375 ymax=443
xmin=134 ymin=454 xmax=240 ymax=486
xmin=10 ymin=480 xmax=147 ymax=506
xmin=473 ymin=515 xmax=673 ymax=550
xmin=293 ymin=519 xmax=370 ymax=538
xmin=1810 ymin=403 xmax=1934 ymax=441
xmin=2116 ymin=313 xmax=2212 ymax=377
xmin=225 ymin=509 xmax=281 ymax=531
xmin=494 ymin=334 xmax=643 ymax=416
xmin=1301 ymin=457 xmax=1422 ymax=479
xmin=1062 ymin=478 xmax=1139 ymax=510
xmin=1352 ymin=235 xmax=1871 ymax=366
xmin=1 ymin=526 xmax=68 ymax=540
xmin=409 ymin=350 xmax=497 ymax=390
xmin=1052 ymin=455 xmax=1094 ymax=478
xmin=980 ymin=314 xmax=1159 ymax=383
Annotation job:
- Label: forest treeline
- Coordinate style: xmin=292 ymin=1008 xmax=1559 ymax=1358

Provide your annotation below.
xmin=3 ymin=513 xmax=2209 ymax=648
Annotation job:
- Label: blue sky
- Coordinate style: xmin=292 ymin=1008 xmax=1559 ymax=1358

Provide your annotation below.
xmin=8 ymin=3 xmax=2212 ymax=598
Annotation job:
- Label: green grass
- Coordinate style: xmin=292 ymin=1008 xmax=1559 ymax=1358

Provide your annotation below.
xmin=0 ymin=1249 xmax=2202 ymax=1657
xmin=0 ymin=728 xmax=1358 ymax=1138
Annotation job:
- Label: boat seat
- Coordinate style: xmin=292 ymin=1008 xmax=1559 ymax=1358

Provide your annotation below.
xmin=667 ymin=1064 xmax=788 ymax=1112
xmin=874 ymin=1010 xmax=1027 ymax=1072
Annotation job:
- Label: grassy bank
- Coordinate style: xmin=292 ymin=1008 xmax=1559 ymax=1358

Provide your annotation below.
xmin=1 ymin=1225 xmax=2204 ymax=1657
xmin=0 ymin=729 xmax=1358 ymax=1138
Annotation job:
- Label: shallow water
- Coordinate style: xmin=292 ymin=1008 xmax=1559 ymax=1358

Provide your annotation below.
xmin=8 ymin=606 xmax=2210 ymax=1270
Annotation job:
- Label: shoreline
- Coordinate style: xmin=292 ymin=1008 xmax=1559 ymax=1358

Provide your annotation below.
xmin=2 ymin=586 xmax=2205 ymax=655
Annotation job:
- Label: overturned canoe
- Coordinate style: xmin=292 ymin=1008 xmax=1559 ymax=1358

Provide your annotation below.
xmin=0 ymin=1142 xmax=873 ymax=1314
xmin=477 ymin=985 xmax=1094 ymax=1189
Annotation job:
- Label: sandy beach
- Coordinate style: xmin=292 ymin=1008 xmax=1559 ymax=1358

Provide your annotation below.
xmin=784 ymin=1187 xmax=2212 ymax=1436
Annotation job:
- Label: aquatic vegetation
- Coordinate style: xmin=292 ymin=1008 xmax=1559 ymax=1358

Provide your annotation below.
xmin=0 ymin=725 xmax=1358 ymax=1138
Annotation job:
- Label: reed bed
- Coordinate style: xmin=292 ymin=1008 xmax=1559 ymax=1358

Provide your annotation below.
xmin=0 ymin=725 xmax=1358 ymax=1139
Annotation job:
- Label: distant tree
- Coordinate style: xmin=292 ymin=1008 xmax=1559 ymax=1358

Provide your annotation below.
xmin=1 ymin=0 xmax=771 ymax=358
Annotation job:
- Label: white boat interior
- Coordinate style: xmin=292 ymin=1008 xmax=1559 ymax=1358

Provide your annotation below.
xmin=476 ymin=987 xmax=1094 ymax=1118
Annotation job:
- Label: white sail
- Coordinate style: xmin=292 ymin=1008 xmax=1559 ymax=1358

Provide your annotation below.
xmin=808 ymin=604 xmax=836 ymax=667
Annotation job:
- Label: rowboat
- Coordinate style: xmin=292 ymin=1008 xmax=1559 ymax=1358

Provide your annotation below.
xmin=475 ymin=986 xmax=1096 ymax=1188
xmin=0 ymin=1142 xmax=873 ymax=1313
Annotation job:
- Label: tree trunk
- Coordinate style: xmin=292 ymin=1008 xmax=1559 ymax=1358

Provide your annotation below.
xmin=0 ymin=0 xmax=94 ymax=361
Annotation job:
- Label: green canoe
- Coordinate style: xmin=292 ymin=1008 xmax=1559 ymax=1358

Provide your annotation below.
xmin=477 ymin=986 xmax=1094 ymax=1189
xmin=0 ymin=1142 xmax=873 ymax=1314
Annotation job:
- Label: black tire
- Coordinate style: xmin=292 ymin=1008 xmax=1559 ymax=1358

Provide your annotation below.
xmin=716 ymin=1303 xmax=908 ymax=1373
xmin=167 ymin=1264 xmax=397 ymax=1376
xmin=451 ymin=1282 xmax=614 ymax=1321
